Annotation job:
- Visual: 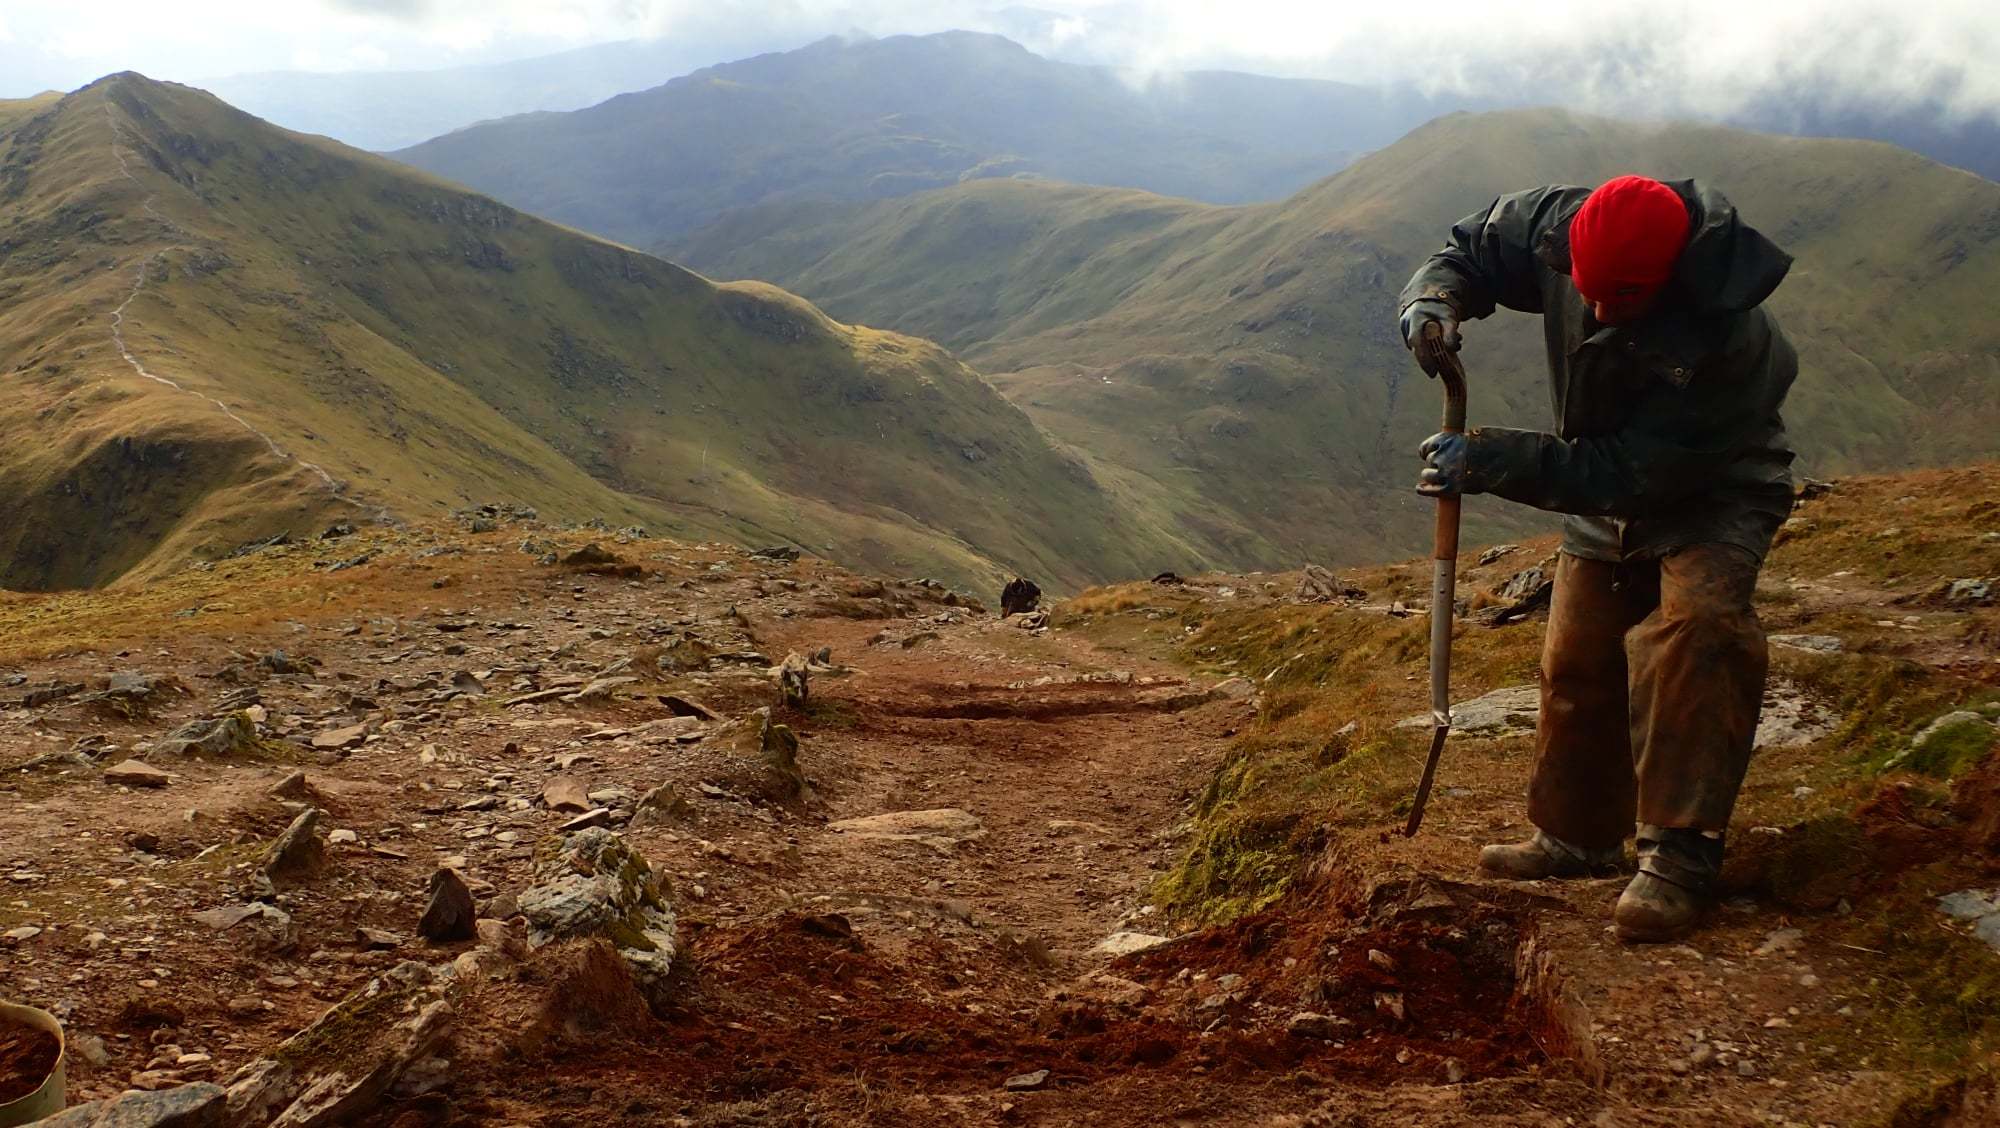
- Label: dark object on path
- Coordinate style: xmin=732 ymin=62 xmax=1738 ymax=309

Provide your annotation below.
xmin=561 ymin=543 xmax=621 ymax=567
xmin=419 ymin=868 xmax=477 ymax=943
xmin=1151 ymin=572 xmax=1184 ymax=585
xmin=800 ymin=912 xmax=853 ymax=940
xmin=562 ymin=542 xmax=643 ymax=577
xmin=1001 ymin=578 xmax=1042 ymax=617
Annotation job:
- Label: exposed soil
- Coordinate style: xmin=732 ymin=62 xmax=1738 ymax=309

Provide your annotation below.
xmin=0 ymin=1017 xmax=59 ymax=1104
xmin=0 ymin=516 xmax=1993 ymax=1125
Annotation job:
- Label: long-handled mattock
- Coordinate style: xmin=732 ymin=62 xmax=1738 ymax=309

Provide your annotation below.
xmin=1402 ymin=321 xmax=1467 ymax=837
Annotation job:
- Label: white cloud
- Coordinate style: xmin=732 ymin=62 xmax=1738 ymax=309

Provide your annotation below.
xmin=0 ymin=0 xmax=1993 ymax=122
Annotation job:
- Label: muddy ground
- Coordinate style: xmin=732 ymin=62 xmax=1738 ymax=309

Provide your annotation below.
xmin=0 ymin=512 xmax=1994 ymax=1126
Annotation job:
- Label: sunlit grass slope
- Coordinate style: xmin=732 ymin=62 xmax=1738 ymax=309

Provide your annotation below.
xmin=0 ymin=74 xmax=1197 ymax=593
xmin=680 ymin=109 xmax=2000 ymax=571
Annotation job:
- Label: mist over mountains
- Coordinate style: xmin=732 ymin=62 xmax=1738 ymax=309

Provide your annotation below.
xmin=392 ymin=32 xmax=1466 ymax=249
xmin=200 ymin=34 xmax=799 ymax=152
xmin=384 ymin=31 xmax=1996 ymax=263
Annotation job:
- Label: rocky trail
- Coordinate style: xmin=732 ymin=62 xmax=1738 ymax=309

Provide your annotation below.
xmin=1 ymin=489 xmax=1996 ymax=1126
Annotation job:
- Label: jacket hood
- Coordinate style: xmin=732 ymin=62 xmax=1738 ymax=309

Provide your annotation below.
xmin=1537 ymin=179 xmax=1792 ymax=313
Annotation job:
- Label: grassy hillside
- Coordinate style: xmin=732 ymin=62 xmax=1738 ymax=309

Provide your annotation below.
xmin=391 ymin=31 xmax=1458 ymax=249
xmin=679 ymin=109 xmax=2000 ymax=569
xmin=0 ymin=74 xmax=1196 ymax=594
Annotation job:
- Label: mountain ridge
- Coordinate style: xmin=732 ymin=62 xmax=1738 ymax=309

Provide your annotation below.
xmin=677 ymin=107 xmax=2000 ymax=568
xmin=0 ymin=73 xmax=1194 ymax=594
xmin=391 ymin=31 xmax=1460 ymax=249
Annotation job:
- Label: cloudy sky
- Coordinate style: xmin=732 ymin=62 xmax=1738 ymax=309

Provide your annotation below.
xmin=2 ymin=0 xmax=1995 ymax=121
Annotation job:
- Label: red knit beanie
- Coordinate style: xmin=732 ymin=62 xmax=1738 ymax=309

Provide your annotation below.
xmin=1568 ymin=176 xmax=1691 ymax=303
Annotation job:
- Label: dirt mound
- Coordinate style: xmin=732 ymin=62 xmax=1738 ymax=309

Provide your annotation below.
xmin=1117 ymin=874 xmax=1571 ymax=1086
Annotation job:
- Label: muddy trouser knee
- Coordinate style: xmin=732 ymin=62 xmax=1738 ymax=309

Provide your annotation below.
xmin=1527 ymin=553 xmax=1656 ymax=851
xmin=1625 ymin=544 xmax=1767 ymax=833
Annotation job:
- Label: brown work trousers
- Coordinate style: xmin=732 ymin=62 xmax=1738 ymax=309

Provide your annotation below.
xmin=1528 ymin=543 xmax=1768 ymax=851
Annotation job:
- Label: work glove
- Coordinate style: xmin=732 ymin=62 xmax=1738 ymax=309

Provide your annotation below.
xmin=1398 ymin=299 xmax=1461 ymax=378
xmin=1417 ymin=431 xmax=1468 ymax=498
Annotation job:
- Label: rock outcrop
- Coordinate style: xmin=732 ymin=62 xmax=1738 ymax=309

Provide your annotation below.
xmin=517 ymin=829 xmax=679 ymax=1006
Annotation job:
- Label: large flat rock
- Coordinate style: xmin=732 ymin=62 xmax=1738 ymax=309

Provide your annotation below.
xmin=39 ymin=1082 xmax=227 ymax=1126
xmin=828 ymin=808 xmax=985 ymax=845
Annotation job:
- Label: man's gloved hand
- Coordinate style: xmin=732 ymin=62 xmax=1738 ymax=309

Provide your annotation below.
xmin=1417 ymin=431 xmax=1468 ymax=497
xmin=1398 ymin=299 xmax=1461 ymax=378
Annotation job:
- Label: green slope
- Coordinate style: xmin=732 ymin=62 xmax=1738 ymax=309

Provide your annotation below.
xmin=678 ymin=108 xmax=2000 ymax=569
xmin=390 ymin=31 xmax=1457 ymax=249
xmin=0 ymin=74 xmax=1194 ymax=594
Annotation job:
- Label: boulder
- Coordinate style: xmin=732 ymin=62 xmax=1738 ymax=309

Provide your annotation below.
xmin=38 ymin=1082 xmax=228 ymax=1126
xmin=777 ymin=652 xmax=810 ymax=710
xmin=1770 ymin=634 xmax=1844 ymax=654
xmin=541 ymin=776 xmax=591 ymax=813
xmin=829 ymin=808 xmax=984 ymax=849
xmin=564 ymin=676 xmax=638 ymax=703
xmin=78 ymin=672 xmax=180 ymax=718
xmin=1947 ymin=578 xmax=1994 ymax=607
xmin=658 ymin=694 xmax=719 ymax=720
xmin=1294 ymin=564 xmax=1362 ymax=603
xmin=256 ymin=809 xmax=329 ymax=892
xmin=222 ymin=963 xmax=455 ymax=1128
xmin=659 ymin=634 xmax=714 ymax=673
xmin=191 ymin=902 xmax=297 ymax=953
xmin=1481 ymin=565 xmax=1554 ymax=626
xmin=517 ymin=828 xmax=678 ymax=1005
xmin=309 ymin=723 xmax=369 ymax=752
xmin=1094 ymin=931 xmax=1173 ymax=956
xmin=418 ymin=869 xmax=477 ymax=943
xmin=629 ymin=785 xmax=692 ymax=828
xmin=704 ymin=707 xmax=811 ymax=806
xmin=155 ymin=713 xmax=262 ymax=759
xmin=1496 ymin=564 xmax=1549 ymax=602
xmin=105 ymin=760 xmax=173 ymax=788
xmin=268 ymin=770 xmax=317 ymax=801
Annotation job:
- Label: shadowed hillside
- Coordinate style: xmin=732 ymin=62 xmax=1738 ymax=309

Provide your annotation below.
xmin=678 ymin=108 xmax=2000 ymax=569
xmin=0 ymin=75 xmax=1195 ymax=594
xmin=391 ymin=31 xmax=1460 ymax=249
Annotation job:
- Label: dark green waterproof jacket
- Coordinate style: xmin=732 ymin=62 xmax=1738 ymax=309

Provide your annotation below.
xmin=1398 ymin=179 xmax=1798 ymax=563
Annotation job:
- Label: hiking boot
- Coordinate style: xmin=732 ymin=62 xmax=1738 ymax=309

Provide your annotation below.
xmin=1614 ymin=825 xmax=1724 ymax=943
xmin=1478 ymin=829 xmax=1623 ymax=880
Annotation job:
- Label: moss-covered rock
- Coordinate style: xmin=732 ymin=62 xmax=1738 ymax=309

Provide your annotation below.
xmin=1889 ymin=711 xmax=2000 ymax=778
xmin=517 ymin=828 xmax=677 ymax=1005
xmin=704 ymin=706 xmax=812 ymax=807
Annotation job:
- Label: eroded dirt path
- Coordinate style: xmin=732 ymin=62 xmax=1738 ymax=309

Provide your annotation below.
xmin=8 ymin=519 xmax=1974 ymax=1127
xmin=6 ymin=530 xmax=1454 ymax=1127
